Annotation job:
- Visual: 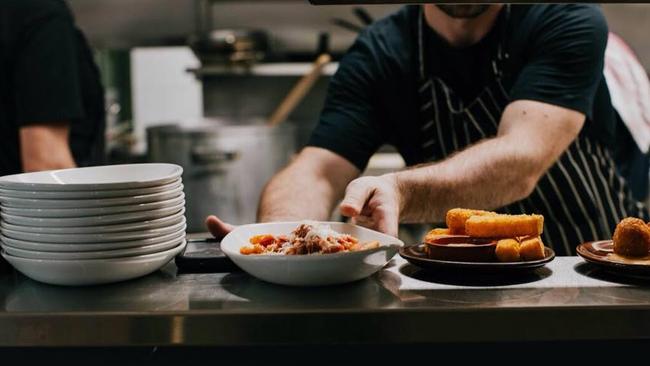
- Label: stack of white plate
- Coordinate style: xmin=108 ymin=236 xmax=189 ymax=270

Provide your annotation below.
xmin=0 ymin=164 xmax=187 ymax=286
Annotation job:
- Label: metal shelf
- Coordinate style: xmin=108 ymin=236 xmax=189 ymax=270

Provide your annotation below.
xmin=187 ymin=62 xmax=339 ymax=77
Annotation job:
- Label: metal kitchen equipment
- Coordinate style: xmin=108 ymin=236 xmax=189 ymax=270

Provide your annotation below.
xmin=189 ymin=0 xmax=271 ymax=66
xmin=188 ymin=28 xmax=270 ymax=66
xmin=147 ymin=118 xmax=296 ymax=232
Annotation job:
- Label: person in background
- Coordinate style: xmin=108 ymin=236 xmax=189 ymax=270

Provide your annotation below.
xmin=604 ymin=32 xmax=650 ymax=203
xmin=0 ymin=0 xmax=105 ymax=175
xmin=206 ymin=4 xmax=649 ymax=256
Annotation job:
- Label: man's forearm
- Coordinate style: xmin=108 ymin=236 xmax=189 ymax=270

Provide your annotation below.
xmin=394 ymin=136 xmax=541 ymax=223
xmin=337 ymin=101 xmax=583 ymax=235
xmin=257 ymin=147 xmax=360 ymax=223
xmin=20 ymin=124 xmax=76 ymax=172
xmin=257 ymin=168 xmax=342 ymax=222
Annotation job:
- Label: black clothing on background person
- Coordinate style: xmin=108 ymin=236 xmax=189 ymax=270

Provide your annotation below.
xmin=0 ymin=0 xmax=105 ymax=176
xmin=307 ymin=4 xmax=649 ymax=255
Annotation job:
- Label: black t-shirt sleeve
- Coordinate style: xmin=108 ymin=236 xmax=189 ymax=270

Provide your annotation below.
xmin=13 ymin=4 xmax=84 ymax=125
xmin=509 ymin=6 xmax=608 ymax=120
xmin=307 ymin=30 xmax=388 ymax=171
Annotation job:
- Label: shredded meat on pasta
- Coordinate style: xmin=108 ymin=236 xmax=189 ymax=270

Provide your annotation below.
xmin=240 ymin=223 xmax=380 ymax=255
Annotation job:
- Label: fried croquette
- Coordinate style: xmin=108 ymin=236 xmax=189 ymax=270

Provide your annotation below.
xmin=519 ymin=236 xmax=546 ymax=261
xmin=495 ymin=239 xmax=521 ymax=262
xmin=613 ymin=217 xmax=650 ymax=257
xmin=446 ymin=208 xmax=497 ymax=235
xmin=465 ymin=214 xmax=544 ymax=238
xmin=424 ymin=228 xmax=451 ymax=243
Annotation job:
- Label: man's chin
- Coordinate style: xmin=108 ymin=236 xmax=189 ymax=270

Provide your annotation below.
xmin=436 ymin=5 xmax=491 ymax=19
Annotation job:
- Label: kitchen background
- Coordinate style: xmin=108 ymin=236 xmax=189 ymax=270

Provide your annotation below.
xmin=68 ymin=0 xmax=650 ymax=232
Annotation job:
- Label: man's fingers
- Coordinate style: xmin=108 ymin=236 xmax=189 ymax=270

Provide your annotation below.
xmin=205 ymin=215 xmax=234 ymax=240
xmin=360 ymin=205 xmax=373 ymax=217
xmin=351 ymin=214 xmax=374 ymax=227
xmin=340 ymin=179 xmax=374 ymax=217
xmin=374 ymin=208 xmax=399 ymax=238
xmin=352 ymin=211 xmax=398 ymax=238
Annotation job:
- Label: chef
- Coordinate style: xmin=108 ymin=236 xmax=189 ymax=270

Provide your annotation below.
xmin=208 ymin=4 xmax=649 ymax=255
xmin=0 ymin=0 xmax=105 ymax=175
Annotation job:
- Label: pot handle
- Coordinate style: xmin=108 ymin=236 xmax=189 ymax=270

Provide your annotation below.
xmin=191 ymin=146 xmax=239 ymax=165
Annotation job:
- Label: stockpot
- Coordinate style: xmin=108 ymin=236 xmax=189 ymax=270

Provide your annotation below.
xmin=147 ymin=118 xmax=296 ymax=232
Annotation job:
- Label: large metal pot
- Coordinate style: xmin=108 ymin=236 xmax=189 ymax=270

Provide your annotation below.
xmin=147 ymin=118 xmax=296 ymax=232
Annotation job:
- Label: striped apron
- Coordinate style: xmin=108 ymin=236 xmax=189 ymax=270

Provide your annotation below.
xmin=417 ymin=6 xmax=649 ymax=255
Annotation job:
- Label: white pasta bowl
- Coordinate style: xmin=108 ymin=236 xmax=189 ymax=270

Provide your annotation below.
xmin=1 ymin=194 xmax=184 ymax=218
xmin=1 ymin=201 xmax=185 ymax=227
xmin=1 ymin=227 xmax=186 ymax=252
xmin=0 ymin=184 xmax=184 ymax=209
xmin=0 ymin=179 xmax=182 ymax=200
xmin=0 ymin=208 xmax=185 ymax=234
xmin=220 ymin=221 xmax=404 ymax=286
xmin=0 ymin=163 xmax=182 ymax=191
xmin=0 ymin=218 xmax=186 ymax=244
xmin=1 ymin=238 xmax=185 ymax=261
xmin=1 ymin=241 xmax=186 ymax=286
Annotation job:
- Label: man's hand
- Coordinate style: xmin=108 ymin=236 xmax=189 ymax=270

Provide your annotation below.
xmin=339 ymin=174 xmax=401 ymax=238
xmin=205 ymin=215 xmax=235 ymax=240
xmin=20 ymin=124 xmax=76 ymax=172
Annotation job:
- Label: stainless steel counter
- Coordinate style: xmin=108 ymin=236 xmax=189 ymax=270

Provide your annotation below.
xmin=1 ymin=255 xmax=650 ymax=347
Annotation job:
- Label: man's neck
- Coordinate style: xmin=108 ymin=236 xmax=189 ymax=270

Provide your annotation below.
xmin=423 ymin=5 xmax=504 ymax=48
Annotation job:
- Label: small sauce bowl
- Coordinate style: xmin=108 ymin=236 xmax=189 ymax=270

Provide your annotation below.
xmin=424 ymin=235 xmax=497 ymax=262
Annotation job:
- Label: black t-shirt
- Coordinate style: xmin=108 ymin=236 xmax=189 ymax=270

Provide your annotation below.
xmin=424 ymin=14 xmax=501 ymax=104
xmin=308 ymin=4 xmax=616 ymax=171
xmin=0 ymin=0 xmax=105 ymax=176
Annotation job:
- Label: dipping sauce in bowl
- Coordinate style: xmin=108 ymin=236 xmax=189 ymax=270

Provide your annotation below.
xmin=424 ymin=235 xmax=497 ymax=262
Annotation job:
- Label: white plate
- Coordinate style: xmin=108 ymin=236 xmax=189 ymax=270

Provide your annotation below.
xmin=220 ymin=221 xmax=404 ymax=286
xmin=2 ymin=239 xmax=185 ymax=261
xmin=0 ymin=184 xmax=184 ymax=209
xmin=1 ymin=208 xmax=185 ymax=234
xmin=1 ymin=241 xmax=186 ymax=286
xmin=0 ymin=201 xmax=185 ymax=227
xmin=1 ymin=194 xmax=184 ymax=218
xmin=0 ymin=163 xmax=182 ymax=191
xmin=1 ymin=218 xmax=186 ymax=244
xmin=0 ymin=179 xmax=181 ymax=200
xmin=1 ymin=227 xmax=186 ymax=252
